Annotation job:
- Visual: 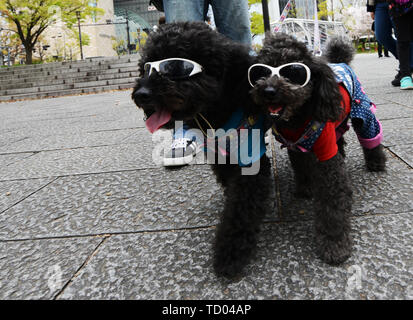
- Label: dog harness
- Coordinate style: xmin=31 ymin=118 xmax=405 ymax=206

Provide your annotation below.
xmin=202 ymin=108 xmax=266 ymax=167
xmin=271 ymin=63 xmax=383 ymax=161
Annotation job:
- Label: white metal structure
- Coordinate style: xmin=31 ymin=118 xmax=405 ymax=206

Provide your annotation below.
xmin=271 ymin=18 xmax=348 ymax=51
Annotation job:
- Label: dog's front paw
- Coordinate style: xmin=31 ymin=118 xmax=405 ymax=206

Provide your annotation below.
xmin=213 ymin=234 xmax=256 ymax=280
xmin=315 ymin=231 xmax=353 ymax=265
xmin=363 ymin=144 xmax=387 ymax=172
xmin=213 ymin=253 xmax=245 ymax=281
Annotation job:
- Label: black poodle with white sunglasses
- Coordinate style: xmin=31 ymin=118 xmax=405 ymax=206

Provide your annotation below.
xmin=132 ymin=22 xmax=272 ymax=279
xmin=250 ymin=33 xmax=387 ymax=265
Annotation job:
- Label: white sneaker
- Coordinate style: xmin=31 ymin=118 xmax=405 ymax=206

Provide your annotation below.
xmin=163 ymin=138 xmax=199 ymax=166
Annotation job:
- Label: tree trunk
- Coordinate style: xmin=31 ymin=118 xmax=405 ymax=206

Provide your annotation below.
xmin=25 ymin=44 xmax=33 ymax=64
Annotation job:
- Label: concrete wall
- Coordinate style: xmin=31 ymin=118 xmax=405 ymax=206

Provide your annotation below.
xmin=82 ymin=0 xmax=117 ymax=58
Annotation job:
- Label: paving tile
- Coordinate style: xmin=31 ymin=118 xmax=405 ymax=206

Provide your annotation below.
xmin=0 ymin=237 xmax=102 ymax=299
xmin=58 ymin=213 xmax=413 ymax=300
xmin=374 ymin=103 xmax=413 ymax=120
xmin=0 ymin=128 xmax=139 ymax=154
xmin=0 ymin=165 xmax=278 ymax=240
xmin=0 ymin=178 xmax=54 ymax=213
xmin=0 ymin=133 xmax=157 ymax=181
xmin=0 ymin=152 xmax=34 ymax=168
xmin=389 ymin=144 xmax=413 ymax=168
xmin=374 ymin=92 xmax=413 ymax=107
xmin=380 ymin=118 xmax=413 ymax=147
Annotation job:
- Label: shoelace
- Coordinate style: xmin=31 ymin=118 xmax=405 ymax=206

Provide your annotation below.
xmin=194 ymin=113 xmax=215 ymax=138
xmin=171 ymin=138 xmax=192 ymax=150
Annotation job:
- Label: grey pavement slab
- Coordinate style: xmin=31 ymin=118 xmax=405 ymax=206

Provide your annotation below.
xmin=373 ymin=91 xmax=413 ymax=108
xmin=0 ymin=96 xmax=144 ymax=136
xmin=381 ymin=118 xmax=413 ymax=147
xmin=0 ymin=178 xmax=55 ymax=214
xmin=0 ymin=152 xmax=35 ymax=168
xmin=0 ymin=128 xmax=139 ymax=154
xmin=389 ymin=144 xmax=413 ymax=168
xmin=57 ymin=213 xmax=413 ymax=300
xmin=0 ymin=166 xmax=277 ymax=241
xmin=374 ymin=103 xmax=413 ymax=120
xmin=0 ymin=237 xmax=103 ymax=299
xmin=352 ymin=54 xmax=398 ymax=82
xmin=0 ymin=131 xmax=157 ymax=181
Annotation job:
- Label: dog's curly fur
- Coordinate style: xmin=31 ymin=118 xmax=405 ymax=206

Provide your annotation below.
xmin=132 ymin=22 xmax=272 ymax=278
xmin=250 ymin=33 xmax=387 ymax=265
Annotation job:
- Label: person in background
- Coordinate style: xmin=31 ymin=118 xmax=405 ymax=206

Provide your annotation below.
xmin=164 ymin=0 xmax=251 ymax=46
xmin=160 ymin=0 xmax=252 ymax=166
xmin=152 ymin=16 xmax=166 ymax=33
xmin=378 ymin=42 xmax=390 ymax=57
xmin=387 ymin=0 xmax=413 ymax=89
xmin=372 ymin=20 xmax=390 ymax=57
xmin=367 ymin=0 xmax=413 ymax=86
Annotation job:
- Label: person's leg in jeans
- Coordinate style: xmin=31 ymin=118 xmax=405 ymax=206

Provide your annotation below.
xmin=374 ymin=3 xmax=398 ymax=57
xmin=374 ymin=2 xmax=413 ymax=85
xmin=163 ymin=0 xmax=205 ymax=22
xmin=161 ymin=0 xmax=252 ymax=166
xmin=384 ymin=46 xmax=389 ymax=57
xmin=160 ymin=0 xmax=208 ymax=166
xmin=393 ymin=10 xmax=413 ymax=90
xmin=209 ymin=0 xmax=252 ymax=46
xmin=378 ymin=42 xmax=383 ymax=57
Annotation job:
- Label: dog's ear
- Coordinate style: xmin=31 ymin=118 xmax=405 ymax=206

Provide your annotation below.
xmin=308 ymin=58 xmax=343 ymax=122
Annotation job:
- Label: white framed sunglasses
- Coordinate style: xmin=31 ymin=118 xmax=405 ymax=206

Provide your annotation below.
xmin=144 ymin=58 xmax=203 ymax=80
xmin=248 ymin=62 xmax=311 ymax=87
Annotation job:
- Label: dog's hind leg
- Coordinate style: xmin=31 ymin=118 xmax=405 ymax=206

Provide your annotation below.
xmin=351 ymin=118 xmax=386 ymax=172
xmin=288 ymin=150 xmax=315 ymax=199
xmin=337 ymin=136 xmax=347 ymax=158
xmin=212 ymin=156 xmax=272 ymax=279
xmin=313 ymin=153 xmax=353 ymax=265
xmin=362 ymin=144 xmax=387 ymax=172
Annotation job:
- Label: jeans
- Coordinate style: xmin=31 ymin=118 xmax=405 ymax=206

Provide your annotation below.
xmin=377 ymin=43 xmax=389 ymax=57
xmin=163 ymin=0 xmax=252 ymax=46
xmin=164 ymin=0 xmax=252 ymax=143
xmin=374 ymin=2 xmax=413 ymax=69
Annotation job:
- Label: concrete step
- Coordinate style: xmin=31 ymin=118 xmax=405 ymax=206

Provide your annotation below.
xmin=0 ymin=73 xmax=136 ymax=95
xmin=0 ymin=54 xmax=139 ymax=101
xmin=0 ymin=82 xmax=135 ymax=102
xmin=0 ymin=64 xmax=110 ymax=80
xmin=0 ymin=61 xmax=138 ymax=81
xmin=0 ymin=74 xmax=87 ymax=89
xmin=0 ymin=69 xmax=138 ymax=90
xmin=0 ymin=59 xmax=138 ymax=80
xmin=2 ymin=83 xmax=74 ymax=96
xmin=0 ymin=54 xmax=140 ymax=75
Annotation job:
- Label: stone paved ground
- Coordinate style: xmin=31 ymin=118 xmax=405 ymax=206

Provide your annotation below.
xmin=0 ymin=53 xmax=412 ymax=300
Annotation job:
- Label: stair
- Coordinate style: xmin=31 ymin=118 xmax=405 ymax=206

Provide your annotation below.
xmin=0 ymin=55 xmax=140 ymax=102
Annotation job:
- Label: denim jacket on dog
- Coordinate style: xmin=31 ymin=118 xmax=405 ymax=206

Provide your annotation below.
xmin=271 ymin=63 xmax=383 ymax=161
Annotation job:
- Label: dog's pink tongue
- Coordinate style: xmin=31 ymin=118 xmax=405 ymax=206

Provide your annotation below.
xmin=145 ymin=109 xmax=172 ymax=133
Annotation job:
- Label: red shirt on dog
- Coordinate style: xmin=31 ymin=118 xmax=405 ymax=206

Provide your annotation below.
xmin=278 ymin=84 xmax=351 ymax=162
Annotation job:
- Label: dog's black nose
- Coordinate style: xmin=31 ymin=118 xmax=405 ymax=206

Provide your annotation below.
xmin=133 ymin=87 xmax=152 ymax=102
xmin=263 ymin=86 xmax=278 ymax=99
